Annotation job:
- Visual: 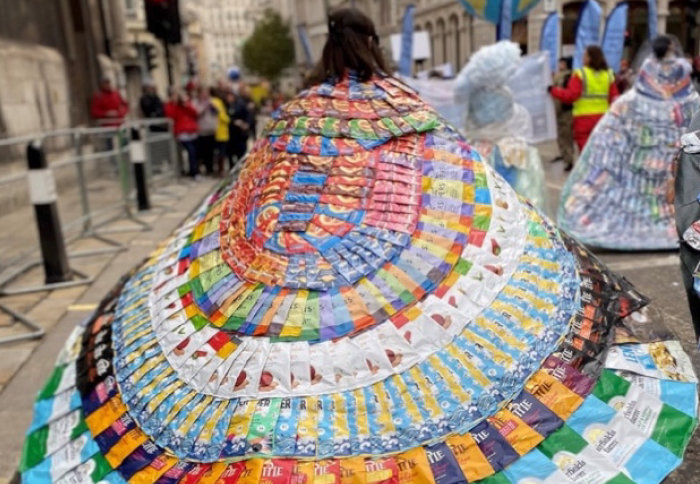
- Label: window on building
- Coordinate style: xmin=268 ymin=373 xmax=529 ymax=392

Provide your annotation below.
xmin=562 ymin=2 xmax=584 ymax=47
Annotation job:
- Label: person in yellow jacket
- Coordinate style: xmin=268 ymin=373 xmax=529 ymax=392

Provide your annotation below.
xmin=210 ymin=87 xmax=230 ymax=176
xmin=549 ymin=45 xmax=619 ymax=156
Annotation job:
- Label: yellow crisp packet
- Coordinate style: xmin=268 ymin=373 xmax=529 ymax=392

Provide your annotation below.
xmin=105 ymin=428 xmax=148 ymax=467
xmin=445 ymin=433 xmax=494 ymax=482
xmin=128 ymin=454 xmax=178 ymax=483
xmin=339 ymin=457 xmax=365 ymax=484
xmin=238 ymin=458 xmax=265 ymax=484
xmin=525 ymin=370 xmax=583 ymax=420
xmin=85 ymin=395 xmax=128 ymax=436
xmin=396 ymin=448 xmax=436 ymax=484
xmin=488 ymin=408 xmax=543 ymax=455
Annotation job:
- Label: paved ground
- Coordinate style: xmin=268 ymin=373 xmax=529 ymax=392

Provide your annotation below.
xmin=0 ymin=176 xmax=217 ymax=483
xmin=0 ymin=140 xmax=697 ymax=482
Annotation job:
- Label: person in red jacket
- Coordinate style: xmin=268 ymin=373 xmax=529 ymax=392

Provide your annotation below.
xmin=165 ymin=88 xmax=200 ymax=178
xmin=90 ymin=77 xmax=129 ymax=127
xmin=549 ymin=46 xmax=619 ymax=154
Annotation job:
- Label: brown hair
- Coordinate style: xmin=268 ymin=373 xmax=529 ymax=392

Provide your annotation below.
xmin=307 ymin=8 xmax=388 ymax=85
xmin=585 ymin=45 xmax=609 ymax=71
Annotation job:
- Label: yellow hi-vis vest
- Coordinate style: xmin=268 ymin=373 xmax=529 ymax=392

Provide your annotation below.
xmin=572 ymin=66 xmax=614 ymax=116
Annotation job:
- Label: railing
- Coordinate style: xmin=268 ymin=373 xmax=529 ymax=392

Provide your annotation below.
xmin=0 ymin=118 xmax=182 ymax=343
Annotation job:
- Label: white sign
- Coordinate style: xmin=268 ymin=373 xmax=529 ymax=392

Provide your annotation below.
xmin=543 ymin=0 xmax=557 ymax=12
xmin=507 ymin=52 xmax=558 ymax=143
xmin=390 ymin=31 xmax=431 ymax=62
xmin=28 ymin=169 xmax=58 ymax=205
xmin=130 ymin=140 xmax=146 ymax=164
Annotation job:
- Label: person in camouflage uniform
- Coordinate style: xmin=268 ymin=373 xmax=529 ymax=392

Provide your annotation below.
xmin=552 ymin=57 xmax=575 ymax=171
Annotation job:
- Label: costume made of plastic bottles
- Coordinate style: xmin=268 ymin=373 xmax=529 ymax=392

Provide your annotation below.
xmin=455 ymin=41 xmax=547 ymax=209
xmin=559 ymin=55 xmax=700 ymax=250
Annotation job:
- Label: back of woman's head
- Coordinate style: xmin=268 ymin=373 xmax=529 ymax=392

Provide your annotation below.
xmin=307 ymin=8 xmax=388 ymax=85
xmin=652 ymin=35 xmax=673 ymax=60
xmin=585 ymin=45 xmax=608 ymax=71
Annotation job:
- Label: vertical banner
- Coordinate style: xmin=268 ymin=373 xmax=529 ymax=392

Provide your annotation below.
xmin=498 ymin=0 xmax=513 ymax=40
xmin=540 ymin=12 xmax=559 ymax=73
xmin=602 ymin=2 xmax=628 ymax=72
xmin=573 ymin=0 xmax=602 ymax=69
xmin=297 ymin=24 xmax=313 ymax=67
xmin=648 ymin=0 xmax=658 ymax=40
xmin=399 ymin=4 xmax=416 ymax=77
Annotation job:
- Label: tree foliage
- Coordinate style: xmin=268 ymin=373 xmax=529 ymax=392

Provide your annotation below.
xmin=242 ymin=9 xmax=295 ymax=81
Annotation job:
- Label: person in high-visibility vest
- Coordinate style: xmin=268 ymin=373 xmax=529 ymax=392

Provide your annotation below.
xmin=549 ymin=45 xmax=619 ymax=157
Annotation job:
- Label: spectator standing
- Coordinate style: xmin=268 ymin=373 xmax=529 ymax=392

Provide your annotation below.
xmin=139 ymin=80 xmax=166 ymax=131
xmin=210 ymin=87 xmax=230 ymax=176
xmin=225 ymin=91 xmax=250 ymax=170
xmin=165 ymin=88 xmax=199 ymax=178
xmin=549 ymin=45 xmax=619 ymax=151
xmin=551 ymin=57 xmax=575 ymax=171
xmin=90 ymin=76 xmax=128 ymax=127
xmin=194 ymin=86 xmax=217 ymax=175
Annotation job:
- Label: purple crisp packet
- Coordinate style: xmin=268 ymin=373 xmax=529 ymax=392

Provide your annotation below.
xmin=542 ymin=355 xmax=596 ymax=397
xmin=507 ymin=391 xmax=562 ymax=437
xmin=470 ymin=421 xmax=519 ymax=472
xmin=425 ymin=442 xmax=467 ymax=484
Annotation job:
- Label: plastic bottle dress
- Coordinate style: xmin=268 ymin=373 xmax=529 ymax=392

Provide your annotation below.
xmin=456 ymin=41 xmax=547 ymax=209
xmin=558 ymin=56 xmax=700 ymax=250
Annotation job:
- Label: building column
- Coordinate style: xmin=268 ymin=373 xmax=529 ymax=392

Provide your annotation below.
xmin=657 ymin=0 xmax=670 ymax=34
xmin=471 ymin=17 xmax=496 ymax=51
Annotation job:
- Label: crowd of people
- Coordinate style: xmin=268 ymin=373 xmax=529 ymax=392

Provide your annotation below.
xmin=164 ymin=83 xmax=256 ymax=179
xmin=90 ymin=76 xmax=259 ymax=179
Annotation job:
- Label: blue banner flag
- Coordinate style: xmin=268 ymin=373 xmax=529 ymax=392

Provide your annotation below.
xmin=297 ymin=24 xmax=313 ymax=67
xmin=399 ymin=4 xmax=416 ymax=77
xmin=540 ymin=12 xmax=559 ymax=73
xmin=602 ymin=2 xmax=628 ymax=72
xmin=574 ymin=0 xmax=602 ymax=69
xmin=648 ymin=0 xmax=658 ymax=39
xmin=498 ymin=0 xmax=513 ymax=40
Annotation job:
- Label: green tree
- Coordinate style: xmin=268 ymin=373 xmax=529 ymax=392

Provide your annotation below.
xmin=242 ymin=9 xmax=295 ymax=81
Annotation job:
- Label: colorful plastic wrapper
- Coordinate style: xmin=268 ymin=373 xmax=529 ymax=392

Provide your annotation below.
xmin=19 ymin=72 xmax=697 ymax=484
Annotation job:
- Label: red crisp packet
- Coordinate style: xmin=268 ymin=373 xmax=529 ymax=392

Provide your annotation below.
xmin=315 ymin=460 xmax=341 ymax=484
xmin=260 ymin=459 xmax=296 ymax=484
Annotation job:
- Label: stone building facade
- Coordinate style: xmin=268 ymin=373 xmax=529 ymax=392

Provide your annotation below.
xmin=290 ymin=0 xmax=699 ymax=76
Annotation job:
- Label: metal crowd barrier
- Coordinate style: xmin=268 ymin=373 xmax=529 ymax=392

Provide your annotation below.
xmin=0 ymin=118 xmax=182 ymax=344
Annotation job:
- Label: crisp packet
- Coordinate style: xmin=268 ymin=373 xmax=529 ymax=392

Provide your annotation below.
xmin=593 ymin=370 xmax=697 ymax=458
xmin=566 ymin=395 xmax=680 ymax=483
xmin=314 ymin=460 xmax=341 ymax=484
xmin=395 ymin=447 xmax=436 ymax=484
xmin=501 ymin=448 xmax=571 ymax=484
xmin=246 ymin=398 xmax=283 ymax=455
xmin=364 ymin=457 xmax=399 ymax=484
xmin=605 ymin=341 xmax=698 ymax=382
xmin=539 ymin=424 xmax=635 ymax=484
xmin=259 ymin=345 xmax=292 ymax=394
xmin=425 ymin=442 xmax=466 ymax=484
xmin=295 ymin=397 xmax=319 ymax=457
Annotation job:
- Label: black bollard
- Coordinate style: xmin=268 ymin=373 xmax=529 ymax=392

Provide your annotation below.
xmin=130 ymin=127 xmax=151 ymax=211
xmin=26 ymin=141 xmax=72 ymax=284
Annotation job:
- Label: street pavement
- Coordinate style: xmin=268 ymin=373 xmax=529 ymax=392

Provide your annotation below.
xmin=0 ymin=141 xmax=697 ymax=482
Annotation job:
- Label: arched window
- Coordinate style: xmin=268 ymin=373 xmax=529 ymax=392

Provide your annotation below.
xmin=449 ymin=13 xmax=460 ymax=72
xmin=425 ymin=21 xmax=434 ymax=67
xmin=436 ymin=17 xmax=446 ymax=66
